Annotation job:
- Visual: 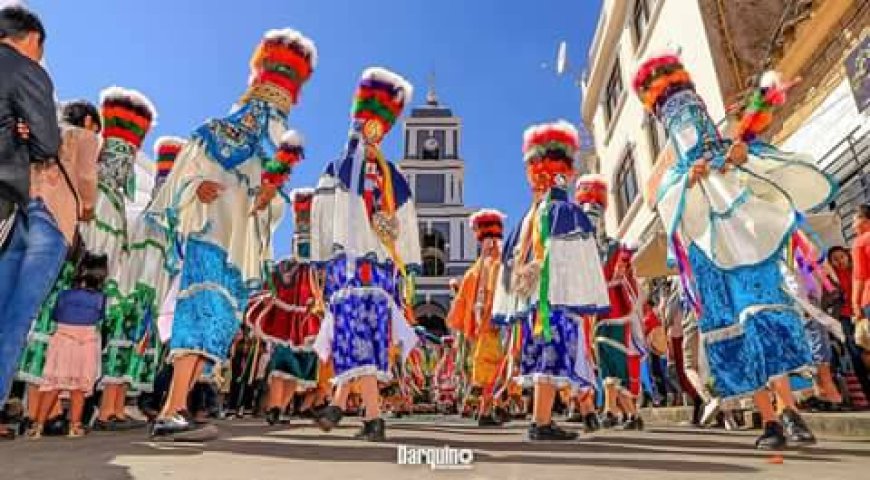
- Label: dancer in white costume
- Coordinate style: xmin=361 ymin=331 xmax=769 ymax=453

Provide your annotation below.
xmin=117 ymin=137 xmax=186 ymax=396
xmin=312 ymin=68 xmax=421 ymax=442
xmin=78 ymin=87 xmax=156 ymax=431
xmin=145 ymin=29 xmax=316 ymax=438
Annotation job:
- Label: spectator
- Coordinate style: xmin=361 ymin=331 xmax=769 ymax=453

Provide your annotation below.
xmin=852 ymin=205 xmax=870 ymax=353
xmin=826 ymin=245 xmax=870 ymax=401
xmin=17 ymin=99 xmax=101 ymax=428
xmin=0 ymin=5 xmax=63 ymax=439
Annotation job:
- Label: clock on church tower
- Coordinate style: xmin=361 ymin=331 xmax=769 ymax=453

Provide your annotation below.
xmin=398 ymin=81 xmax=475 ymax=335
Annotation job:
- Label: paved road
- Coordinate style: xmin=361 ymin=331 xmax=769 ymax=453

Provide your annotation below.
xmin=3 ymin=417 xmax=870 ymax=480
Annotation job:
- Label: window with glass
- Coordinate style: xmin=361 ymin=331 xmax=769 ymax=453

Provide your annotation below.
xmin=616 ymin=148 xmax=639 ymax=223
xmin=631 ymin=0 xmax=652 ymax=46
xmin=603 ymin=59 xmax=624 ymax=126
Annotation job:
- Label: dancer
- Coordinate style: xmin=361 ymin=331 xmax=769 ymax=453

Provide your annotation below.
xmin=493 ymin=120 xmax=610 ymax=441
xmin=312 ymin=68 xmax=421 ymax=442
xmin=633 ymin=55 xmax=836 ymax=449
xmin=246 ymin=187 xmax=324 ymax=425
xmin=575 ymin=174 xmax=646 ymax=430
xmin=77 ymin=87 xmax=156 ymax=431
xmin=118 ymin=136 xmax=187 ymax=404
xmin=447 ymin=209 xmax=509 ymax=426
xmin=145 ymin=28 xmax=316 ymax=438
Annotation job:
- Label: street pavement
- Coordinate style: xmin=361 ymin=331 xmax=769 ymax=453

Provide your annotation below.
xmin=2 ymin=417 xmax=870 ymax=480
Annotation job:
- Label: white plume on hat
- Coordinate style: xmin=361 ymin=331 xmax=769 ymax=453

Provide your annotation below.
xmin=360 ymin=67 xmax=414 ymax=105
xmin=263 ymin=28 xmax=318 ymax=69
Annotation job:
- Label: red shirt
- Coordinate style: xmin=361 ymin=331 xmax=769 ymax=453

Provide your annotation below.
xmin=852 ymin=231 xmax=870 ymax=309
xmin=833 ymin=265 xmax=853 ymax=317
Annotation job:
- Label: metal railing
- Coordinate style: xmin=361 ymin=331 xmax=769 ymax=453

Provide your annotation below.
xmin=822 ymin=126 xmax=870 ymax=243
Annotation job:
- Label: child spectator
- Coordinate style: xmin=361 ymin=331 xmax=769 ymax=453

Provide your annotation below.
xmin=27 ymin=253 xmax=107 ymax=439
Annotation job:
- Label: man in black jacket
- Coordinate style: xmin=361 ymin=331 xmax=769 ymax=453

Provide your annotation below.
xmin=0 ymin=5 xmax=64 ymax=428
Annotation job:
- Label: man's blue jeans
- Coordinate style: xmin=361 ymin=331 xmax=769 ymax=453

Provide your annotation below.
xmin=0 ymin=199 xmax=68 ymax=404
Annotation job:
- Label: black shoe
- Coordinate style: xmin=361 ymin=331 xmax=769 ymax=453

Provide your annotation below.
xmin=150 ymin=414 xmax=192 ymax=437
xmin=781 ymin=408 xmax=816 ymax=446
xmin=298 ymin=409 xmax=315 ymax=420
xmin=527 ymin=422 xmax=578 ymax=441
xmin=584 ymin=413 xmax=600 ymax=432
xmin=43 ymin=415 xmax=69 ymax=436
xmin=93 ymin=417 xmax=123 ymax=432
xmin=601 ymin=412 xmax=619 ymax=429
xmin=111 ymin=416 xmax=147 ymax=430
xmin=477 ymin=414 xmax=503 ymax=427
xmin=266 ymin=407 xmax=281 ymax=426
xmin=492 ymin=406 xmax=510 ymax=425
xmin=314 ymin=405 xmax=343 ymax=432
xmin=354 ymin=418 xmax=386 ymax=442
xmin=621 ymin=415 xmax=643 ymax=431
xmin=566 ymin=413 xmax=585 ymax=423
xmin=755 ymin=421 xmax=787 ymax=450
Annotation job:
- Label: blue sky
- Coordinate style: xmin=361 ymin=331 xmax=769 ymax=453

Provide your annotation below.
xmin=29 ymin=0 xmax=602 ymax=256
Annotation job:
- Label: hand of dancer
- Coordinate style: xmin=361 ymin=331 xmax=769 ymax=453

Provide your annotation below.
xmin=196 ymin=180 xmax=224 ymax=204
xmin=688 ymin=160 xmax=710 ymax=187
xmin=251 ymin=182 xmax=278 ymax=213
xmin=727 ymin=140 xmax=748 ymax=167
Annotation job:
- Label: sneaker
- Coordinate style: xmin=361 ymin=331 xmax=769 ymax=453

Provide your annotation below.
xmin=755 ymin=421 xmax=787 ymax=450
xmin=477 ymin=414 xmax=503 ymax=427
xmin=314 ymin=405 xmax=343 ymax=432
xmin=93 ymin=417 xmax=123 ymax=432
xmin=583 ymin=413 xmax=600 ymax=433
xmin=150 ymin=414 xmax=192 ymax=438
xmin=354 ymin=418 xmax=386 ymax=442
xmin=266 ymin=407 xmax=281 ymax=426
xmin=527 ymin=422 xmax=578 ymax=441
xmin=601 ymin=412 xmax=619 ymax=429
xmin=700 ymin=398 xmax=721 ymax=427
xmin=781 ymin=408 xmax=817 ymax=446
xmin=24 ymin=424 xmax=42 ymax=440
xmin=68 ymin=424 xmax=86 ymax=438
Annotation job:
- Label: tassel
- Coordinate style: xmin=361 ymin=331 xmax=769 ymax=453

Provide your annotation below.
xmin=672 ymin=233 xmax=702 ymax=317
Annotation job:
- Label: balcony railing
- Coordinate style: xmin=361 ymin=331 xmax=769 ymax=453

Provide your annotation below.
xmin=821 ymin=126 xmax=870 ymax=243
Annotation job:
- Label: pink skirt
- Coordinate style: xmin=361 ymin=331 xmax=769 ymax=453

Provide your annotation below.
xmin=40 ymin=324 xmax=101 ymax=394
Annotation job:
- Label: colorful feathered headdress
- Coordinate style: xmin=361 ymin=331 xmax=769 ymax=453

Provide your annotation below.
xmin=291 ymin=187 xmax=314 ymax=216
xmin=243 ymin=28 xmax=317 ymax=115
xmin=100 ymin=86 xmax=157 ymax=150
xmin=153 ymin=136 xmax=186 ymax=182
xmin=633 ymin=54 xmax=695 ymax=116
xmin=469 ymin=209 xmax=506 ymax=242
xmin=352 ymin=67 xmax=413 ymax=141
xmin=262 ymin=130 xmax=304 ymax=187
xmin=574 ymin=174 xmax=608 ymax=210
xmin=522 ymin=120 xmax=579 ymax=191
xmin=734 ymin=71 xmax=792 ymax=142
xmin=522 ymin=120 xmax=580 ymax=164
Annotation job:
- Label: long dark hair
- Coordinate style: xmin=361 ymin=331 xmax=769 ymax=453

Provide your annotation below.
xmin=61 ymin=100 xmax=102 ymax=132
xmin=75 ymin=252 xmax=108 ymax=290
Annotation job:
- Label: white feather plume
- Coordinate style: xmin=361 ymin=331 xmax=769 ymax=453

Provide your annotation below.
xmin=99 ymin=85 xmax=158 ymax=123
xmin=360 ymin=67 xmax=414 ymax=106
xmin=263 ymin=28 xmax=318 ymax=69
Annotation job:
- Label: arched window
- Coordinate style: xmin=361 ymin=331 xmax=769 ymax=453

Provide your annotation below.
xmin=421 ymin=230 xmax=448 ymax=277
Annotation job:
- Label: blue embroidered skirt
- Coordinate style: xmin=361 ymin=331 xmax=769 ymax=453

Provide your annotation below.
xmin=519 ymin=308 xmax=592 ymax=389
xmin=689 ymin=244 xmax=812 ymax=399
xmin=324 ymin=256 xmax=403 ymax=384
xmin=170 ymin=239 xmax=248 ymax=363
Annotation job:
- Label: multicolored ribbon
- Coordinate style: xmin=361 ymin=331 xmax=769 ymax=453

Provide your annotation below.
xmin=535 ymin=192 xmax=553 ymax=341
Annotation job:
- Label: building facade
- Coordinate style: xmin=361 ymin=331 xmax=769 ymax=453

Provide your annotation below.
xmin=399 ymin=87 xmax=476 ymax=335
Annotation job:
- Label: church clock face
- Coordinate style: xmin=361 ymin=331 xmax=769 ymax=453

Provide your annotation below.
xmin=423 ymin=137 xmax=440 ymax=159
